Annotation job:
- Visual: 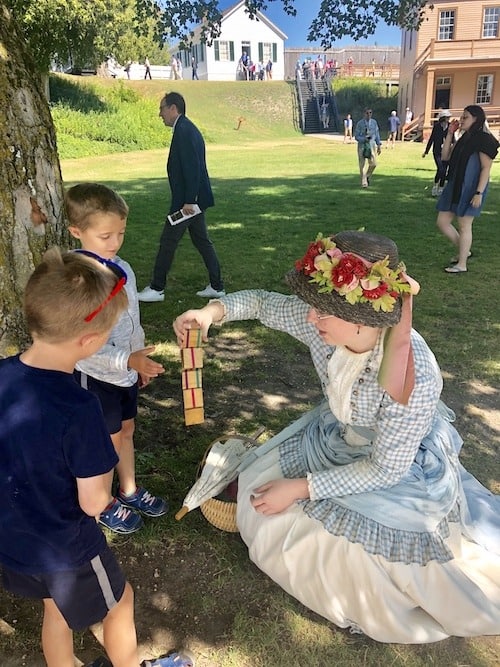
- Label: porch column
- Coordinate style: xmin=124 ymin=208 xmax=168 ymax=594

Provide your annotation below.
xmin=424 ymin=68 xmax=435 ymax=129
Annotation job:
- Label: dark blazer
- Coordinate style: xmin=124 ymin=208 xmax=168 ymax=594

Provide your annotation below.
xmin=167 ymin=114 xmax=214 ymax=213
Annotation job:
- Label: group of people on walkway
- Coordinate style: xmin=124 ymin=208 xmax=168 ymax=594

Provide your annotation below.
xmin=1 ymin=88 xmax=499 ymax=667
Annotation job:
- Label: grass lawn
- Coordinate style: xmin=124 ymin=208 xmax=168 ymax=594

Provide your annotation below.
xmin=1 ymin=80 xmax=498 ymax=666
xmin=62 ymin=136 xmax=500 ymax=666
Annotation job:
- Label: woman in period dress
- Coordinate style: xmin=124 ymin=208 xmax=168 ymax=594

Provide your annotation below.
xmin=173 ymin=230 xmax=500 ymax=644
xmin=436 ymin=104 xmax=499 ymax=273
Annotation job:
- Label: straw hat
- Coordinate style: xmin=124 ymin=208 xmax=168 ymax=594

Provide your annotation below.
xmin=285 ymin=230 xmax=403 ymax=327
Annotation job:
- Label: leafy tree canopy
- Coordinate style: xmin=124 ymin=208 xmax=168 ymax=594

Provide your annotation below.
xmin=137 ymin=0 xmax=431 ymax=49
xmin=4 ymin=0 xmax=170 ymax=71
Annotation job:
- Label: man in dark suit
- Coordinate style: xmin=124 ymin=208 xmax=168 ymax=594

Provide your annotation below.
xmin=138 ymin=92 xmax=225 ymax=302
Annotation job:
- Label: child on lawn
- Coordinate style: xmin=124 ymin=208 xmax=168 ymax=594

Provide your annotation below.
xmin=0 ymin=248 xmax=193 ymax=667
xmin=66 ymin=183 xmax=167 ymax=534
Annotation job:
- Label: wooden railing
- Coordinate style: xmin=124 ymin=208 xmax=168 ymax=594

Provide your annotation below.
xmin=336 ymin=64 xmax=400 ymax=79
xmin=418 ymin=108 xmax=500 ymax=142
xmin=414 ymin=38 xmax=499 ymax=71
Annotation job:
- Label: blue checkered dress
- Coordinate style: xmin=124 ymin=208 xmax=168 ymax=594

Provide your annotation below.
xmin=215 ymin=290 xmax=466 ymax=564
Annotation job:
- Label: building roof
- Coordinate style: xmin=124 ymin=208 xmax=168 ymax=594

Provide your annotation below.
xmin=221 ymin=0 xmax=288 ymax=40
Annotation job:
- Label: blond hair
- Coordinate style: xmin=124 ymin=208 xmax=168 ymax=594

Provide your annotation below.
xmin=65 ymin=183 xmax=129 ymax=231
xmin=24 ymin=247 xmax=128 ymax=342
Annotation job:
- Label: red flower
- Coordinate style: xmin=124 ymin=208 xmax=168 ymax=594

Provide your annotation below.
xmin=331 ymin=254 xmax=367 ymax=287
xmin=363 ymin=282 xmax=389 ymax=299
xmin=297 ymin=241 xmax=324 ymax=275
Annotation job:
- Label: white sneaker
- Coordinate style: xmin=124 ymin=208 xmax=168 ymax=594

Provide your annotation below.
xmin=431 ymin=184 xmax=438 ymax=196
xmin=196 ymin=285 xmax=226 ymax=298
xmin=137 ymin=286 xmax=164 ymax=302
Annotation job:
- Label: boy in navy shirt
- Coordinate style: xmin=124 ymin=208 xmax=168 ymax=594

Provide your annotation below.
xmin=0 ymin=248 xmax=193 ymax=667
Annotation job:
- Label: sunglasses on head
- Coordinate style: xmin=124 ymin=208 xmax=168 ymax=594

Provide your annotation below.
xmin=73 ymin=249 xmax=127 ymax=322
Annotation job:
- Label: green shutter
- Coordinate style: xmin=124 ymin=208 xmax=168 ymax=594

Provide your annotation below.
xmin=272 ymin=43 xmax=277 ymax=62
xmin=214 ymin=41 xmax=220 ymax=61
xmin=258 ymin=43 xmax=263 ymax=61
xmin=229 ymin=41 xmax=234 ymax=61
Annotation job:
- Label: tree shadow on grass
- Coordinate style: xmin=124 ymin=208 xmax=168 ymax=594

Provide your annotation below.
xmin=19 ymin=167 xmax=496 ymax=665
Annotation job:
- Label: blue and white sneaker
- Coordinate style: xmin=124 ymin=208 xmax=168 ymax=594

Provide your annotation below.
xmin=98 ymin=498 xmax=144 ymax=534
xmin=118 ymin=486 xmax=168 ymax=518
xmin=141 ymin=650 xmax=195 ymax=667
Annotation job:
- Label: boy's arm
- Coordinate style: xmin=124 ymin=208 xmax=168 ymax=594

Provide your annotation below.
xmin=77 ymin=469 xmax=114 ymax=517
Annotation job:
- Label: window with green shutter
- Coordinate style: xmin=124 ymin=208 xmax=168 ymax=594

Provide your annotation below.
xmin=214 ymin=41 xmax=220 ymax=61
xmin=272 ymin=43 xmax=277 ymax=62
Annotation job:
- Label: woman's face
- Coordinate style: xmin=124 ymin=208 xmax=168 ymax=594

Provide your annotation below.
xmin=306 ymin=308 xmax=358 ymax=346
xmin=460 ymin=110 xmax=477 ymax=132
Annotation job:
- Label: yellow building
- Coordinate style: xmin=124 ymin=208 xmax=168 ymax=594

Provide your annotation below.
xmin=399 ymin=1 xmax=500 ymax=140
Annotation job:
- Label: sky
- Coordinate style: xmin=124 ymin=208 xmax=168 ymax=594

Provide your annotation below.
xmin=220 ymin=1 xmax=401 ymax=49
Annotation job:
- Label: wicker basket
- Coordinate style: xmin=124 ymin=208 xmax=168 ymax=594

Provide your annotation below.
xmin=200 ymin=496 xmax=239 ymax=532
xmin=197 ymin=430 xmax=263 ymax=533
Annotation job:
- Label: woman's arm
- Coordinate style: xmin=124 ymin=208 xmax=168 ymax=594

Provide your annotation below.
xmin=441 ymin=119 xmax=459 ymax=160
xmin=422 ymin=125 xmax=436 ymax=156
xmin=173 ymin=291 xmax=316 ymax=348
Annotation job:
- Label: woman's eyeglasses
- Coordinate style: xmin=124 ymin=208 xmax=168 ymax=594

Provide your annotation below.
xmin=73 ymin=250 xmax=128 ymax=322
xmin=312 ymin=308 xmax=335 ymax=321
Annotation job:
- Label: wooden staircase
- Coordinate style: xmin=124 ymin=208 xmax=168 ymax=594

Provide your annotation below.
xmin=295 ymin=77 xmax=340 ymax=134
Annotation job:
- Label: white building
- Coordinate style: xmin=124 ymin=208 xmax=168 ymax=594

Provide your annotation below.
xmin=172 ymin=0 xmax=287 ymax=81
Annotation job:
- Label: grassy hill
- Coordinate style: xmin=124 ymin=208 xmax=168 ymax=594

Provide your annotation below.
xmin=49 ymin=75 xmax=397 ymax=158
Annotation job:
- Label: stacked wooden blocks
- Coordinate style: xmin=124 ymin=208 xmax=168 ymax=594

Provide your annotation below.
xmin=181 ymin=326 xmax=204 ymax=425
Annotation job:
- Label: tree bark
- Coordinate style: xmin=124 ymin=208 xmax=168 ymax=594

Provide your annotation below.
xmin=0 ymin=3 xmax=69 ymax=356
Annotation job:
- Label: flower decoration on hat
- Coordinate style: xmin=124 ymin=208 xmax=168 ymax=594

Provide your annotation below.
xmin=295 ymin=234 xmax=414 ymax=313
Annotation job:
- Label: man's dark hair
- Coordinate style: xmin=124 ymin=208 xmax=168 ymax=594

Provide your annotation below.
xmin=164 ymin=91 xmax=186 ymax=115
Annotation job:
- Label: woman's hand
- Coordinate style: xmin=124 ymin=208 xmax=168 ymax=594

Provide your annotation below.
xmin=448 ymin=119 xmax=460 ymax=135
xmin=250 ymin=478 xmax=310 ymax=515
xmin=173 ymin=302 xmax=224 ymax=346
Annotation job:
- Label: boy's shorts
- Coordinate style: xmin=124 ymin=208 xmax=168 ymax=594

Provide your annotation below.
xmin=75 ymin=372 xmax=138 ymax=435
xmin=1 ymin=544 xmax=126 ymax=631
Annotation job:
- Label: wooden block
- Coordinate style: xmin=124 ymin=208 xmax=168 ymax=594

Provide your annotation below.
xmin=182 ymin=369 xmax=203 ymax=389
xmin=183 ymin=387 xmax=204 ymax=409
xmin=181 ymin=327 xmax=203 ymax=348
xmin=181 ymin=347 xmax=204 ymax=369
xmin=184 ymin=407 xmax=204 ymax=426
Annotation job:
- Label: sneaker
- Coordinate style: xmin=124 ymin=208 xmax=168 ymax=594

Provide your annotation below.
xmin=431 ymin=184 xmax=439 ymax=196
xmin=138 ymin=286 xmax=165 ymax=302
xmin=196 ymin=285 xmax=226 ymax=298
xmin=98 ymin=498 xmax=144 ymax=534
xmin=85 ymin=658 xmax=112 ymax=667
xmin=118 ymin=486 xmax=168 ymax=517
xmin=141 ymin=650 xmax=195 ymax=667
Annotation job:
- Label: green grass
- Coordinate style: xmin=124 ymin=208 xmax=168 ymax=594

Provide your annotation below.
xmin=49 ymin=74 xmax=399 ymax=158
xmin=60 ymin=137 xmax=500 ymax=665
xmin=2 ymin=78 xmax=499 ymax=666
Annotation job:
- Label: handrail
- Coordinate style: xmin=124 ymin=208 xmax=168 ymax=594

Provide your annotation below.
xmin=295 ymin=74 xmax=306 ymax=132
xmin=401 ymin=114 xmax=423 ymax=141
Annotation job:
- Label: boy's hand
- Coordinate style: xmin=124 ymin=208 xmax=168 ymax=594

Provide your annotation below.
xmin=128 ymin=347 xmax=165 ymax=378
xmin=139 ymin=372 xmax=154 ymax=388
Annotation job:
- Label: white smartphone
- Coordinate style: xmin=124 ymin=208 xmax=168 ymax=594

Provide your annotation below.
xmin=168 ymin=204 xmax=201 ymax=225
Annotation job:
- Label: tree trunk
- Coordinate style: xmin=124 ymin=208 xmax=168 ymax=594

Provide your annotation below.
xmin=0 ymin=3 xmax=69 ymax=357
